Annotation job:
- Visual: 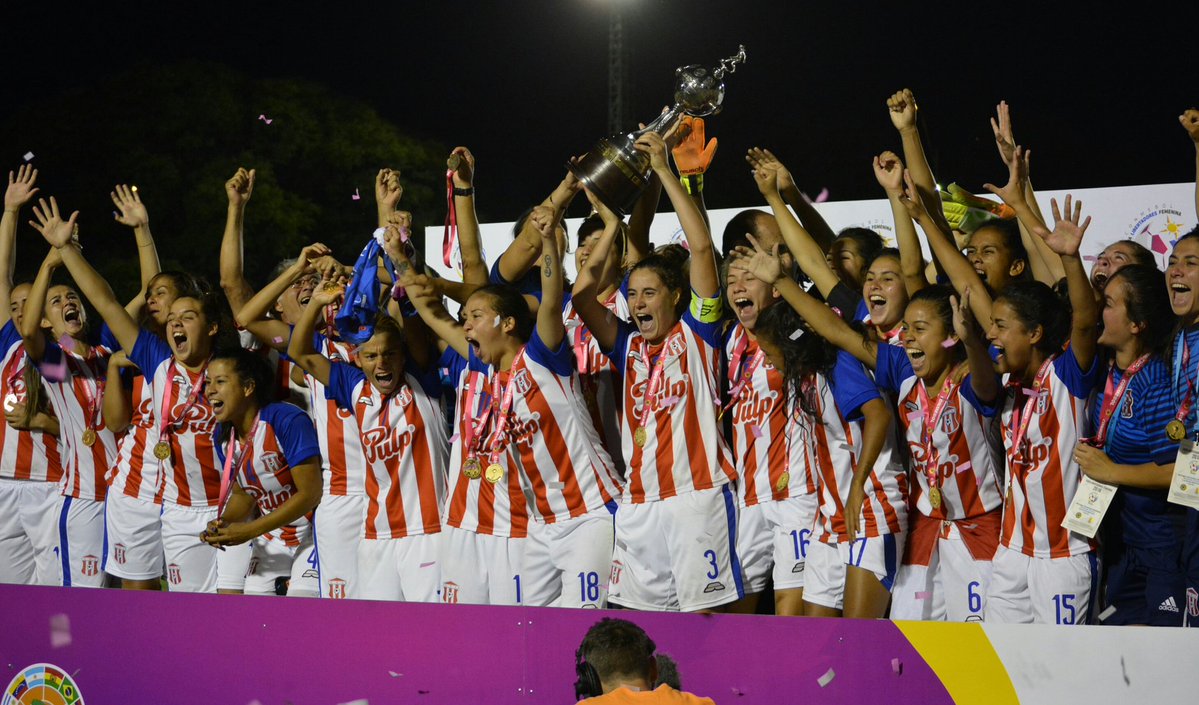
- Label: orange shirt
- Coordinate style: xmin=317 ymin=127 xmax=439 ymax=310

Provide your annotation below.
xmin=580 ymin=685 xmax=716 ymax=705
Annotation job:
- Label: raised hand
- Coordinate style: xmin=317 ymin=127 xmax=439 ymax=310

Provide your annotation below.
xmin=583 ymin=187 xmax=620 ymax=226
xmin=672 ymin=116 xmax=718 ymax=176
xmin=225 ymin=168 xmax=255 ymax=207
xmin=1035 ymin=195 xmax=1091 ymax=257
xmin=311 ymin=255 xmax=349 ymax=281
xmin=745 ymin=147 xmax=795 ymax=193
xmin=1182 ymin=109 xmax=1199 ymax=145
xmin=310 ymin=277 xmax=346 ymax=308
xmin=887 ymin=88 xmax=918 ymax=132
xmin=28 ymin=197 xmax=79 ymax=249
xmin=375 ymin=168 xmax=403 ymax=210
xmin=951 ymin=288 xmax=977 ymax=344
xmin=528 ymin=205 xmax=556 ymax=239
xmin=4 ymin=165 xmax=39 ymax=212
xmin=872 ymin=151 xmax=905 ymax=194
xmin=728 ymin=234 xmax=782 ymax=284
xmin=895 ymin=169 xmax=929 ymax=221
xmin=982 ymin=146 xmax=1031 ymax=207
xmin=110 ymin=184 xmax=149 ymax=229
xmin=297 ymin=242 xmax=333 ymax=270
xmin=991 ymin=100 xmax=1018 ymax=165
xmin=449 ymin=147 xmax=476 ymax=188
xmin=634 ymin=132 xmax=671 ymax=173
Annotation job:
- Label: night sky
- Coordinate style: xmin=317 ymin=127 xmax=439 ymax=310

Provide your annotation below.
xmin=4 ymin=1 xmax=1198 ymax=223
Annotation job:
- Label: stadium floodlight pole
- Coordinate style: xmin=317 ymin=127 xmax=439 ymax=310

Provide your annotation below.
xmin=607 ymin=1 xmax=631 ymax=135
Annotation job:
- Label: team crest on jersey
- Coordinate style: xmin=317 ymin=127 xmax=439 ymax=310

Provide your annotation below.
xmin=80 ymin=555 xmax=98 ymax=577
xmin=513 ymin=368 xmax=532 ymax=396
xmin=260 ymin=452 xmax=283 ymax=474
xmin=113 ymin=543 xmax=126 ymax=565
xmin=328 ymin=578 xmax=347 ymax=599
xmin=442 ymin=581 xmax=460 ymax=604
xmin=1034 ymin=389 xmax=1050 ymax=415
xmin=666 ymin=333 xmax=685 ymax=357
xmin=168 ymin=563 xmax=182 ymax=585
xmin=397 ymin=385 xmax=414 ymax=407
xmin=940 ymin=405 xmax=960 ymax=435
xmin=1120 ymin=392 xmax=1135 ymax=419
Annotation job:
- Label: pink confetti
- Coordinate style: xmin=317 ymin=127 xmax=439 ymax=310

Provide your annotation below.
xmin=272 ymin=336 xmax=284 ymax=344
xmin=1022 ymin=388 xmax=1037 ymax=397
xmin=662 ymin=396 xmax=680 ymax=408
xmin=419 ymin=561 xmax=435 ymax=568
xmin=814 ymin=188 xmax=830 ymax=203
xmin=914 ymin=591 xmax=931 ymax=600
xmin=817 ymin=668 xmax=836 ymax=688
xmin=449 ymin=433 xmax=459 ymax=443
xmin=955 ymin=461 xmax=973 ymax=474
xmin=257 ymin=114 xmax=273 ymax=125
xmin=1152 ymin=234 xmax=1169 ymax=254
xmin=1082 ymin=255 xmax=1098 ymax=262
xmin=907 ymin=412 xmax=922 ymax=423
xmin=941 ymin=338 xmax=957 ymax=348
xmin=750 ymin=425 xmax=763 ymax=438
xmin=50 ymin=613 xmax=71 ymax=648
xmin=23 ymin=151 xmax=34 ymax=162
xmin=352 ymin=188 xmax=361 ymax=201
xmin=891 ymin=658 xmax=903 ymax=675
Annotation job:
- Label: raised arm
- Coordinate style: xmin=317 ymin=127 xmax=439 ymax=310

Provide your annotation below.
xmin=873 ymin=151 xmax=927 ymax=295
xmin=887 ymin=89 xmax=952 ymax=236
xmin=18 ymin=248 xmax=59 ymax=361
xmin=287 ymin=282 xmax=340 ymax=386
xmin=110 ymin=184 xmax=161 ymax=318
xmin=1032 ymin=195 xmax=1097 ymax=370
xmin=1182 ymin=108 xmax=1199 ymax=220
xmin=29 ymin=198 xmax=140 ymax=353
xmin=402 ymin=269 xmax=469 ymax=360
xmin=381 ymin=225 xmax=437 ymax=371
xmin=952 ymin=287 xmax=1000 ymax=403
xmin=1 ymin=166 xmax=39 ymax=326
xmin=496 ymin=171 xmax=580 ymax=285
xmin=637 ymin=131 xmax=718 ymax=297
xmin=625 ymin=172 xmax=661 ymax=267
xmin=447 ymin=147 xmax=488 ymax=288
xmin=236 ymin=242 xmax=331 ymax=352
xmin=990 ymin=101 xmax=1061 ymax=284
xmin=528 ymin=207 xmax=565 ymax=349
xmin=731 ymin=236 xmax=878 ymax=369
xmin=749 ymin=155 xmax=839 ymax=297
xmin=374 ymin=168 xmax=403 ymax=229
xmin=220 ymin=167 xmax=256 ymax=314
xmin=746 ymin=148 xmax=837 ymax=253
xmin=572 ymin=192 xmax=623 ymax=352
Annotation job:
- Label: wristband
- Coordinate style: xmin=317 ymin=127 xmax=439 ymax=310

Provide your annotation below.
xmin=452 ymin=186 xmax=474 ymax=197
xmin=680 ymin=174 xmax=704 ymax=195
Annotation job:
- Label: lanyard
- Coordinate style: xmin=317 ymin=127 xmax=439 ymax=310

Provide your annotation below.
xmin=217 ymin=414 xmax=260 ymax=515
xmin=157 ymin=359 xmax=209 ymax=456
xmin=69 ymin=353 xmax=105 ymax=433
xmin=1092 ymin=354 xmax=1151 ymax=445
xmin=1008 ymin=356 xmax=1056 ymax=464
xmin=442 ymin=166 xmax=458 ymax=268
xmin=636 ymin=338 xmax=669 ymax=421
xmin=914 ymin=366 xmax=962 ymax=489
xmin=1174 ymin=333 xmax=1197 ymax=429
xmin=721 ymin=330 xmax=764 ymax=418
xmin=462 ymin=349 xmax=525 ymax=460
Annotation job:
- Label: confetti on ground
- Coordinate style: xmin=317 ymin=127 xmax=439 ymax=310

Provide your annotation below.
xmin=817 ymin=668 xmax=835 ymax=688
xmin=352 ymin=188 xmax=361 ymax=201
xmin=258 ymin=114 xmax=273 ymax=125
xmin=50 ymin=614 xmax=71 ymax=648
xmin=1098 ymin=605 xmax=1117 ymax=621
xmin=388 ymin=671 xmax=403 ymax=678
xmin=891 ymin=658 xmax=903 ymax=675
xmin=941 ymin=338 xmax=956 ymax=348
xmin=23 ymin=152 xmax=34 ymax=162
xmin=914 ymin=591 xmax=931 ymax=600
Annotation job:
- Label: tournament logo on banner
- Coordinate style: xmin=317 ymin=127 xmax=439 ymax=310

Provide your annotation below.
xmin=3 ymin=663 xmax=84 ymax=705
xmin=845 ymin=218 xmax=896 ymax=247
xmin=1127 ymin=203 xmax=1187 ymax=267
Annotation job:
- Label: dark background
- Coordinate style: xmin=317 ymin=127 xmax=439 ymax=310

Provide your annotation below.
xmin=2 ymin=1 xmax=1196 ymax=298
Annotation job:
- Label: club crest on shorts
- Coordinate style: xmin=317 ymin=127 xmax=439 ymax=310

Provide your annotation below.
xmin=442 ymin=581 xmax=459 ymax=604
xmin=328 ymin=578 xmax=347 ymax=600
xmin=167 ymin=563 xmax=181 ymax=585
xmin=80 ymin=555 xmax=98 ymax=577
xmin=113 ymin=543 xmax=126 ymax=565
xmin=1188 ymin=588 xmax=1199 ymax=618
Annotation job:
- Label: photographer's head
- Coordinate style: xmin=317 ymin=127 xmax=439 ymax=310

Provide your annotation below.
xmin=575 ymin=618 xmax=658 ymax=699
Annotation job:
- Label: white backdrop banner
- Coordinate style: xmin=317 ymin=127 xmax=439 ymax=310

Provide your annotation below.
xmin=426 ymin=182 xmax=1196 ymax=287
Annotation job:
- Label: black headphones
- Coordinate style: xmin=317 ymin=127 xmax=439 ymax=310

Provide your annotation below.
xmin=573 ymin=633 xmax=657 ymax=701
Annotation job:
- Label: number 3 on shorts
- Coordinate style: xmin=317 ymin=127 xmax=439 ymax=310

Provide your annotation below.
xmin=703 ymin=549 xmax=719 ymax=579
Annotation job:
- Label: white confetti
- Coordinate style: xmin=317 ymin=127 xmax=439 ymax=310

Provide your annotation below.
xmin=338 ymin=700 xmax=369 ymax=705
xmin=1098 ymin=604 xmax=1117 ymax=621
xmin=23 ymin=152 xmax=34 ymax=162
xmin=388 ymin=671 xmax=403 ymax=678
xmin=50 ymin=613 xmax=71 ymax=648
xmin=493 ymin=315 xmax=501 ymax=327
xmin=789 ymin=328 xmax=804 ymax=340
xmin=817 ymin=668 xmax=835 ymax=687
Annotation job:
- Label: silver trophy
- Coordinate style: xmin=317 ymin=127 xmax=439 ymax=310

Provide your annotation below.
xmin=569 ymin=45 xmax=747 ymax=215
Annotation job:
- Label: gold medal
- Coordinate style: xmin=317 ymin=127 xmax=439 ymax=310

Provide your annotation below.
xmin=154 ymin=441 xmax=171 ymax=460
xmin=633 ymin=426 xmax=647 ymax=447
xmin=463 ymin=457 xmax=482 ymax=480
xmin=929 ymin=486 xmax=942 ymax=510
xmin=1167 ymin=419 xmax=1187 ymax=442
xmin=775 ymin=471 xmax=790 ymax=492
xmin=446 ymin=154 xmax=462 ymax=171
xmin=81 ymin=428 xmax=97 ymax=447
xmin=485 ymin=464 xmax=504 ymax=484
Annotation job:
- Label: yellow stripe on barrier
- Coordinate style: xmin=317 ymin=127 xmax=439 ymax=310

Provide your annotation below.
xmin=895 ymin=621 xmax=1020 ymax=705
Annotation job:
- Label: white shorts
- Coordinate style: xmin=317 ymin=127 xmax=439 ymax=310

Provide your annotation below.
xmin=803 ymin=534 xmax=902 ymax=611
xmin=890 ymin=524 xmax=993 ymax=622
xmin=214 ymin=541 xmax=254 ymax=592
xmin=439 ymin=525 xmax=526 ymax=605
xmin=0 ymin=478 xmax=61 ymax=585
xmin=608 ymin=485 xmax=744 ymax=612
xmin=985 ymin=545 xmax=1096 ymax=625
xmin=103 ymin=492 xmax=164 ymax=581
xmin=314 ymin=494 xmax=365 ymax=600
xmin=58 ymin=495 xmax=106 ymax=588
xmin=243 ymin=535 xmax=319 ymax=597
xmin=737 ymin=493 xmax=819 ymax=593
xmin=356 ymin=532 xmax=442 ymax=602
xmin=523 ymin=507 xmax=615 ymax=608
xmin=161 ymin=503 xmax=219 ymax=593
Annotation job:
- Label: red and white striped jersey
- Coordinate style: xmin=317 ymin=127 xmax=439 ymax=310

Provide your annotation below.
xmin=304 ymin=334 xmax=366 ymax=497
xmin=0 ymin=322 xmax=62 ymax=484
xmin=802 ymin=351 xmax=905 ymax=543
xmin=444 ymin=354 xmax=531 ymax=538
xmin=607 ymin=296 xmax=737 ymax=503
xmin=108 ymin=373 xmax=160 ymax=501
xmin=724 ymin=324 xmax=805 ymax=507
xmin=41 ymin=343 xmax=118 ymax=502
xmin=130 ymin=331 xmax=221 ymax=508
xmin=563 ymin=290 xmax=628 ymax=477
xmin=326 ymin=361 xmax=447 ymax=540
xmin=873 ymin=345 xmax=1005 ymax=521
xmin=999 ymin=348 xmax=1101 ymax=559
xmin=214 ymin=403 xmax=321 ymax=547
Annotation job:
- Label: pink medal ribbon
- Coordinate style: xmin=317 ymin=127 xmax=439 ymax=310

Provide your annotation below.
xmin=720 ymin=333 xmax=763 ymax=419
xmin=442 ymin=167 xmax=458 ymax=268
xmin=913 ymin=367 xmax=962 ymax=495
xmin=636 ymin=339 xmax=669 ymax=422
xmin=1007 ymin=356 xmax=1056 ymax=465
xmin=69 ymin=351 xmax=106 ymax=438
xmin=217 ymin=414 xmax=260 ymax=516
xmin=483 ymin=349 xmax=526 ymax=467
xmin=156 ymin=359 xmax=210 ymax=464
xmin=1086 ymin=354 xmax=1151 ymax=446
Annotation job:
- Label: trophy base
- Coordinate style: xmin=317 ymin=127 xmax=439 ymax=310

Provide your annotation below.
xmin=568 ymin=136 xmax=651 ymax=217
